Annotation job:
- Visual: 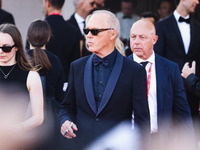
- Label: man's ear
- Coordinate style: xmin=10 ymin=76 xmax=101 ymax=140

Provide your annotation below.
xmin=47 ymin=36 xmax=50 ymax=42
xmin=153 ymin=35 xmax=158 ymax=45
xmin=46 ymin=0 xmax=51 ymax=7
xmin=110 ymin=30 xmax=118 ymax=40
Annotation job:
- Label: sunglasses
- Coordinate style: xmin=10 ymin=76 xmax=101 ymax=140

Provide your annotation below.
xmin=0 ymin=45 xmax=15 ymax=53
xmin=83 ymin=28 xmax=114 ymax=36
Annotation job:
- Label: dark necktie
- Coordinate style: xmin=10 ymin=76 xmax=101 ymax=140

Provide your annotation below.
xmin=93 ymin=56 xmax=109 ymax=67
xmin=178 ymin=16 xmax=190 ymax=24
xmin=140 ymin=61 xmax=149 ymax=68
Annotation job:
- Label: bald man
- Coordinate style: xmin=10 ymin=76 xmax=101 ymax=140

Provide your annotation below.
xmin=128 ymin=20 xmax=193 ymax=135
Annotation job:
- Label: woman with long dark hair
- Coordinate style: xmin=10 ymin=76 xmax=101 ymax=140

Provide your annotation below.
xmin=27 ymin=19 xmax=65 ymax=150
xmin=0 ymin=23 xmax=44 ymax=149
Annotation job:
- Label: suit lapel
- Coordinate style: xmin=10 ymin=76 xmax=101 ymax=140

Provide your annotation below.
xmin=84 ymin=54 xmax=97 ymax=114
xmin=187 ymin=19 xmax=194 ymax=56
xmin=127 ymin=54 xmax=133 ymax=61
xmin=155 ymin=54 xmax=167 ymax=119
xmin=131 ymin=53 xmax=166 ymax=117
xmin=96 ymin=52 xmax=124 ymax=116
xmin=171 ymin=15 xmax=185 ymax=50
xmin=72 ymin=14 xmax=84 ymax=38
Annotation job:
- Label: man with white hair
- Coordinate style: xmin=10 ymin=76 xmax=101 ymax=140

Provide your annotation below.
xmin=59 ymin=10 xmax=150 ymax=149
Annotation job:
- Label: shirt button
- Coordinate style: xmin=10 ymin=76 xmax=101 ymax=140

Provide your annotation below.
xmin=100 ymin=81 xmax=102 ymax=84
xmin=99 ymin=94 xmax=102 ymax=98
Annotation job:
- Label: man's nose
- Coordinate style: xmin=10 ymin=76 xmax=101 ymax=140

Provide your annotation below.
xmin=134 ymin=36 xmax=141 ymax=43
xmin=0 ymin=48 xmax=4 ymax=53
xmin=86 ymin=31 xmax=93 ymax=38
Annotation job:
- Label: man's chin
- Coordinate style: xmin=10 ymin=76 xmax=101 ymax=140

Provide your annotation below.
xmin=88 ymin=48 xmax=95 ymax=53
xmin=134 ymin=52 xmax=143 ymax=58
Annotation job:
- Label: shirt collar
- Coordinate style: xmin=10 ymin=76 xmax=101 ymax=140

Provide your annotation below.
xmin=174 ymin=10 xmax=190 ymax=22
xmin=74 ymin=13 xmax=85 ymax=24
xmin=133 ymin=51 xmax=155 ymax=64
xmin=94 ymin=49 xmax=117 ymax=67
xmin=49 ymin=12 xmax=61 ymax=16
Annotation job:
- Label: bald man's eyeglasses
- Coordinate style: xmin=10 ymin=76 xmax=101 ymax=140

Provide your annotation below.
xmin=83 ymin=28 xmax=114 ymax=36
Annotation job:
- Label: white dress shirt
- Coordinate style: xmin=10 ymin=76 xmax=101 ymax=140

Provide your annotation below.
xmin=74 ymin=13 xmax=85 ymax=35
xmin=174 ymin=10 xmax=191 ymax=54
xmin=133 ymin=52 xmax=158 ymax=133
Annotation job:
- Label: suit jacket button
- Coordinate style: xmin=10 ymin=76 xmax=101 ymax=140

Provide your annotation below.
xmin=96 ymin=118 xmax=99 ymax=121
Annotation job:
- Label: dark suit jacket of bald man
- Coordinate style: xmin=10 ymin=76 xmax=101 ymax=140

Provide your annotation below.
xmin=128 ymin=53 xmax=193 ymax=133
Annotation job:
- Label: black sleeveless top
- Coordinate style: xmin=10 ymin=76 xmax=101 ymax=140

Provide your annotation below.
xmin=0 ymin=64 xmax=30 ymax=111
xmin=0 ymin=63 xmax=29 ymax=87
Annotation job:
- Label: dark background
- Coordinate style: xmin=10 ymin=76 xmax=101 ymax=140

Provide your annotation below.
xmin=105 ymin=0 xmax=179 ymax=15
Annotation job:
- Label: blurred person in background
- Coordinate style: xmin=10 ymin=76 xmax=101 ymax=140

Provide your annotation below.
xmin=40 ymin=0 xmax=80 ymax=84
xmin=67 ymin=0 xmax=97 ymax=57
xmin=141 ymin=11 xmax=159 ymax=25
xmin=0 ymin=0 xmax=15 ymax=25
xmin=116 ymin=0 xmax=140 ymax=45
xmin=156 ymin=0 xmax=175 ymax=21
xmin=0 ymin=85 xmax=40 ymax=150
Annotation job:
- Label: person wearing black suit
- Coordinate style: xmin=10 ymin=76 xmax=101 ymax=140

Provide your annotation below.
xmin=154 ymin=0 xmax=200 ymax=121
xmin=67 ymin=0 xmax=97 ymax=57
xmin=42 ymin=0 xmax=80 ymax=83
xmin=0 ymin=0 xmax=15 ymax=25
xmin=182 ymin=61 xmax=200 ymax=98
xmin=59 ymin=10 xmax=150 ymax=150
xmin=129 ymin=19 xmax=193 ymax=135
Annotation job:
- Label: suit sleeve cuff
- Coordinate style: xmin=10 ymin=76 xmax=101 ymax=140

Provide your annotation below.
xmin=185 ymin=73 xmax=199 ymax=88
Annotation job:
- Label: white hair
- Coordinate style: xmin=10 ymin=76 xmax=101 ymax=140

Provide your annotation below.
xmin=91 ymin=10 xmax=120 ymax=35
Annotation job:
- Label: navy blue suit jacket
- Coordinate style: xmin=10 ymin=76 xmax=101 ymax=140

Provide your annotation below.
xmin=59 ymin=51 xmax=150 ymax=146
xmin=154 ymin=14 xmax=200 ymax=117
xmin=128 ymin=53 xmax=193 ymax=132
